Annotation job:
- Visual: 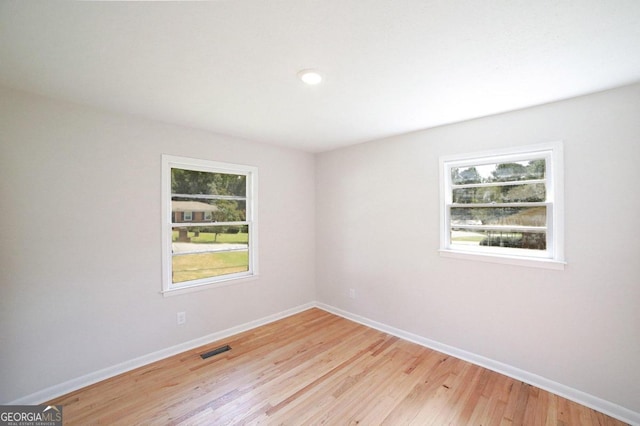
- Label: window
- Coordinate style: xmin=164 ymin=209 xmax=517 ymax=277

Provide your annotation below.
xmin=439 ymin=142 xmax=565 ymax=269
xmin=162 ymin=155 xmax=258 ymax=294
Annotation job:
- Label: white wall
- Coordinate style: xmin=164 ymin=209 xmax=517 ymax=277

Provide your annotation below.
xmin=2 ymin=82 xmax=639 ymax=417
xmin=316 ymin=84 xmax=640 ymax=413
xmin=0 ymin=87 xmax=316 ymax=403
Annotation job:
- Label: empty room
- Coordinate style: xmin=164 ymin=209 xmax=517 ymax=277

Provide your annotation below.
xmin=1 ymin=1 xmax=639 ymax=425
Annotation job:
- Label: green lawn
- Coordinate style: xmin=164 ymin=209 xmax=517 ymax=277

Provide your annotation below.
xmin=172 ymin=251 xmax=248 ymax=283
xmin=171 ymin=231 xmax=250 ymax=283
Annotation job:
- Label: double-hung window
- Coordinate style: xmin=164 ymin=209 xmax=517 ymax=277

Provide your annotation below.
xmin=162 ymin=155 xmax=258 ymax=294
xmin=439 ymin=142 xmax=564 ymax=269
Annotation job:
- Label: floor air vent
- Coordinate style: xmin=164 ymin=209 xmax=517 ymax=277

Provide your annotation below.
xmin=200 ymin=345 xmax=231 ymax=359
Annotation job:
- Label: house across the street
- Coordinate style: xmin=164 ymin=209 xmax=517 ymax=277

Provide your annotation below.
xmin=171 ymin=200 xmax=218 ymax=223
xmin=172 ymin=200 xmax=218 ymax=242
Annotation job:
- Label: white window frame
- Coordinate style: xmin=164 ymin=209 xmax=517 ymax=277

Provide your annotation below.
xmin=439 ymin=142 xmax=565 ymax=270
xmin=161 ymin=155 xmax=258 ymax=296
xmin=183 ymin=211 xmax=193 ymax=222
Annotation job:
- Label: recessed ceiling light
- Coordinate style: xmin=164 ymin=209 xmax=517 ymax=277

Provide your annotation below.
xmin=298 ymin=69 xmax=322 ymax=85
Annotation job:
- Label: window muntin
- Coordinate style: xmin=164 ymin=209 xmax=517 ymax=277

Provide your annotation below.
xmin=162 ymin=156 xmax=258 ymax=294
xmin=440 ymin=143 xmax=564 ymax=267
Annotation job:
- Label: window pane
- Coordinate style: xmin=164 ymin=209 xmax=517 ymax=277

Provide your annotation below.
xmin=172 ymin=197 xmax=246 ymax=222
xmin=451 ymin=229 xmax=546 ymax=250
xmin=171 ymin=225 xmax=249 ymax=283
xmin=451 ymin=159 xmax=545 ymax=185
xmin=172 ymin=168 xmax=246 ymax=197
xmin=452 ymin=183 xmax=546 ymax=204
xmin=172 ymin=225 xmax=248 ymax=243
xmin=451 ymin=206 xmax=546 ymax=227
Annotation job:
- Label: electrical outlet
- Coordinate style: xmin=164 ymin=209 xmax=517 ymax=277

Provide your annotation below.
xmin=177 ymin=311 xmax=186 ymax=325
xmin=349 ymin=288 xmax=356 ymax=299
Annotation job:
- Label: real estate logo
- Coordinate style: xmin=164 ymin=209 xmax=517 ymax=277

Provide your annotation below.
xmin=0 ymin=405 xmax=62 ymax=426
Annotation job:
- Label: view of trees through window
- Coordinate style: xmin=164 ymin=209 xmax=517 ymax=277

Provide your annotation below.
xmin=449 ymin=159 xmax=548 ymax=251
xmin=170 ymin=168 xmax=250 ymax=284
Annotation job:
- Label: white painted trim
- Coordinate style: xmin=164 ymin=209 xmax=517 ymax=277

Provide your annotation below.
xmin=439 ymin=141 xmax=566 ymax=267
xmin=7 ymin=302 xmax=314 ymax=406
xmin=9 ymin=301 xmax=639 ymax=425
xmin=161 ymin=274 xmax=260 ymax=297
xmin=161 ymin=154 xmax=259 ymax=294
xmin=439 ymin=249 xmax=566 ymax=270
xmin=315 ymin=302 xmax=639 ymax=426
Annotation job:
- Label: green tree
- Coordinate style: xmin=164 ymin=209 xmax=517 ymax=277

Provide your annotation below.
xmin=172 ymin=169 xmax=216 ymax=194
xmin=172 ymin=169 xmax=247 ymax=242
xmin=458 ymin=167 xmax=482 ymax=184
xmin=504 ymin=183 xmax=546 ymax=202
xmin=525 ymin=159 xmax=546 ymax=180
xmin=451 ymin=168 xmax=461 ymax=185
xmin=172 ymin=169 xmax=246 ymax=196
xmin=212 ymin=173 xmax=246 ymax=197
xmin=490 ymin=163 xmax=528 ymax=182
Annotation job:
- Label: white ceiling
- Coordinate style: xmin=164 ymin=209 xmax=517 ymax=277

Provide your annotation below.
xmin=1 ymin=1 xmax=639 ymax=153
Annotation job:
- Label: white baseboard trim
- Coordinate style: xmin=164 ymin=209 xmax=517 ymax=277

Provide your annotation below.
xmin=9 ymin=301 xmax=639 ymax=425
xmin=8 ymin=302 xmax=315 ymax=406
xmin=315 ymin=302 xmax=640 ymax=426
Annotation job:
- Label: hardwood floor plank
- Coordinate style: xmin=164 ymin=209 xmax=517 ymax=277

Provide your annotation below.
xmin=433 ymin=362 xmax=485 ymax=424
xmin=268 ymin=335 xmax=405 ymax=424
xmin=346 ymin=347 xmax=445 ymax=424
xmin=47 ymin=308 xmax=629 ymax=425
xmin=320 ymin=346 xmax=424 ymax=424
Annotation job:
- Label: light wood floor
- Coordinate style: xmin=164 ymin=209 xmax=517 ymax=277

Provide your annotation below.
xmin=49 ymin=308 xmax=627 ymax=425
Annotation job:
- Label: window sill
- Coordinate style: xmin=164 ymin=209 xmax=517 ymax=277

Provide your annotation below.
xmin=438 ymin=249 xmax=566 ymax=270
xmin=161 ymin=274 xmax=259 ymax=297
